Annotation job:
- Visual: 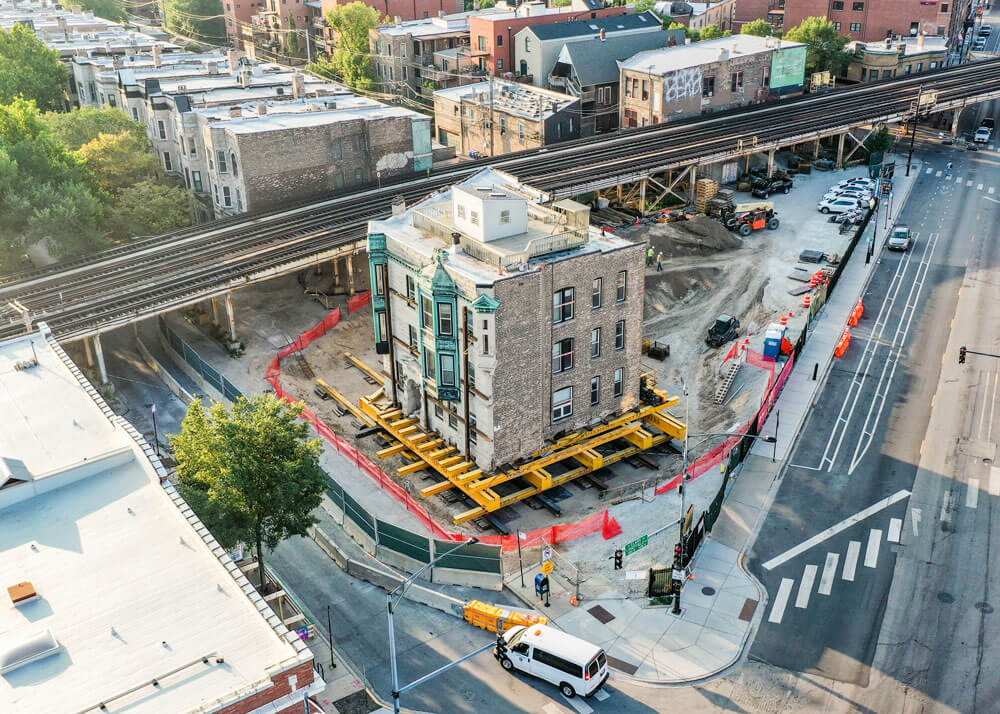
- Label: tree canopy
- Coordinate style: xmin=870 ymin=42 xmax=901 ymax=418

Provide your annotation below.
xmin=106 ymin=179 xmax=190 ymax=242
xmin=742 ymin=19 xmax=775 ymax=37
xmin=310 ymin=2 xmax=381 ymax=90
xmin=77 ymin=131 xmax=157 ymax=196
xmin=171 ymin=395 xmax=326 ymax=590
xmin=61 ymin=0 xmax=126 ymax=21
xmin=0 ymin=25 xmax=69 ymax=111
xmin=164 ymin=0 xmax=226 ymax=45
xmin=784 ymin=17 xmax=851 ymax=75
xmin=699 ymin=24 xmax=725 ymax=40
xmin=42 ymin=106 xmax=147 ymax=150
xmin=668 ymin=21 xmax=700 ymax=41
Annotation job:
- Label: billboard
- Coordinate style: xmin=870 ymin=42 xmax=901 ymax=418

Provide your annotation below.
xmin=770 ymin=45 xmax=807 ymax=91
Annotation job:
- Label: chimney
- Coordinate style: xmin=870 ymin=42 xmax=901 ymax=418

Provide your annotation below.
xmin=917 ymin=32 xmax=925 ymax=48
xmin=227 ymin=48 xmax=244 ymax=70
xmin=229 ymin=106 xmax=242 ymax=118
xmin=238 ymin=68 xmax=253 ymax=87
xmin=291 ymin=72 xmax=305 ymax=99
xmin=152 ymin=43 xmax=161 ymax=67
xmin=599 ymin=28 xmax=606 ymax=41
xmin=207 ymin=60 xmax=219 ymax=74
xmin=257 ymin=103 xmax=267 ymax=115
xmin=450 ymin=231 xmax=462 ymax=254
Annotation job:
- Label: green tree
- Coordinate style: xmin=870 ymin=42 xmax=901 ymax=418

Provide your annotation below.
xmin=164 ymin=0 xmax=226 ymax=45
xmin=669 ymin=21 xmax=700 ymax=41
xmin=107 ymin=179 xmax=190 ymax=240
xmin=784 ymin=16 xmax=851 ymax=75
xmin=551 ymin=0 xmax=571 ymax=6
xmin=699 ymin=24 xmax=724 ymax=40
xmin=61 ymin=0 xmax=126 ymax=21
xmin=171 ymin=395 xmax=326 ymax=591
xmin=311 ymin=2 xmax=380 ymax=90
xmin=865 ymin=127 xmax=893 ymax=154
xmin=634 ymin=0 xmax=656 ymax=11
xmin=742 ymin=18 xmax=775 ymax=36
xmin=287 ymin=13 xmax=300 ymax=55
xmin=76 ymin=132 xmax=156 ymax=196
xmin=0 ymin=25 xmax=69 ymax=111
xmin=42 ymin=106 xmax=146 ymax=150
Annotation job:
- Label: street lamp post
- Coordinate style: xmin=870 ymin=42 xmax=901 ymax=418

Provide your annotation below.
xmin=671 ymin=428 xmax=775 ymax=615
xmin=387 ymin=537 xmax=479 ymax=714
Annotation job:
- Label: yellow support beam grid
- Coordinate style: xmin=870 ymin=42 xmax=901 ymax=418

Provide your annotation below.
xmin=360 ymin=394 xmax=686 ymax=524
xmin=376 ymin=442 xmax=410 ymax=459
xmin=315 ymin=379 xmax=376 ymax=427
xmin=344 ymin=352 xmax=386 ymax=386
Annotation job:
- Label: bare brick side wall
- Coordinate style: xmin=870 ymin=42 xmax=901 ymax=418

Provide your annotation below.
xmin=216 ymin=660 xmax=315 ymax=714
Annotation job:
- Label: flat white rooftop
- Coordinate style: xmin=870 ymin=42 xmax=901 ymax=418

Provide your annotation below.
xmin=0 ymin=328 xmax=309 ymax=714
xmin=621 ymin=33 xmax=804 ymax=74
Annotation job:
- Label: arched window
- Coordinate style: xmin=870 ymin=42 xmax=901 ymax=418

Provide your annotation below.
xmin=519 ymin=59 xmax=527 ymax=77
xmin=230 ymin=153 xmax=238 ymax=178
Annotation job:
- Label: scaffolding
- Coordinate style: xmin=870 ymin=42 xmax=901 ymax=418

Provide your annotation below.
xmin=359 ymin=387 xmax=687 ymax=524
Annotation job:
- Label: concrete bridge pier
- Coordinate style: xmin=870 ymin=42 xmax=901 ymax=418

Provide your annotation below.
xmin=92 ymin=334 xmax=108 ymax=385
xmin=347 ymin=255 xmax=356 ymax=297
xmin=836 ymin=131 xmax=847 ymax=166
xmin=84 ymin=336 xmax=94 ymax=368
xmin=767 ymin=149 xmax=776 ymax=178
xmin=224 ymin=292 xmax=238 ymax=343
xmin=211 ymin=296 xmax=221 ymax=326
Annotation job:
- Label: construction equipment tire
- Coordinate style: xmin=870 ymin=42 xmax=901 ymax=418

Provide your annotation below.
xmin=739 ymin=223 xmax=752 ymax=237
xmin=767 ymin=217 xmax=780 ymax=230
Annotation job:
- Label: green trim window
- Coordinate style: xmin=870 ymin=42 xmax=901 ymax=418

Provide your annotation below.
xmin=440 ymin=353 xmax=456 ymax=387
xmin=406 ymin=275 xmax=416 ymax=301
xmin=437 ymin=302 xmax=454 ymax=337
xmin=421 ymin=296 xmax=432 ymax=328
xmin=424 ymin=349 xmax=436 ymax=379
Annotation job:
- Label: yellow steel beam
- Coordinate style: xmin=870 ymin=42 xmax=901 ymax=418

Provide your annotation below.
xmin=376 ymin=442 xmax=410 ymax=459
xmin=415 ymin=438 xmax=444 ymax=452
xmin=421 ymin=480 xmax=456 ymax=497
xmin=445 ymin=460 xmax=476 ymax=475
xmin=575 ymin=448 xmax=604 ymax=470
xmin=398 ymin=460 xmax=429 ymax=476
xmin=429 ymin=446 xmax=457 ymax=459
xmin=623 ymin=427 xmax=654 ymax=450
xmin=643 ymin=410 xmax=687 ymax=440
xmin=316 ymin=379 xmax=376 ymax=426
xmin=390 ymin=417 xmax=419 ymax=430
xmin=454 ymin=468 xmax=483 ymax=485
xmin=439 ymin=455 xmax=465 ymax=468
xmin=345 ymin=351 xmax=386 ymax=385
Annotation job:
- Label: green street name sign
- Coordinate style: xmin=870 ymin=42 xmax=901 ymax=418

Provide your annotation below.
xmin=624 ymin=535 xmax=648 ymax=556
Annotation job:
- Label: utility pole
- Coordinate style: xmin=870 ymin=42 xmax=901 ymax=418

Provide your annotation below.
xmin=672 ymin=386 xmax=690 ymax=615
xmin=488 ymin=74 xmax=495 ymax=158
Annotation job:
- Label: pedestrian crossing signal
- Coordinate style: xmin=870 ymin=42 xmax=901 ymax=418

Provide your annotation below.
xmin=959 ymin=346 xmax=967 ymax=364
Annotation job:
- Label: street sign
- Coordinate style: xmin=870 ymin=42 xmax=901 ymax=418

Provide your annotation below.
xmin=624 ymin=534 xmax=648 ymax=556
xmin=542 ymin=560 xmax=554 ymax=575
xmin=541 ymin=546 xmax=553 ymax=563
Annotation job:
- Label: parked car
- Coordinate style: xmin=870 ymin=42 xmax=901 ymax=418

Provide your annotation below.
xmin=982 ymin=118 xmax=996 ymax=131
xmin=496 ymin=625 xmax=608 ymax=699
xmin=822 ymin=189 xmax=872 ymax=202
xmin=751 ymin=176 xmax=794 ymax=198
xmin=974 ymin=38 xmax=987 ymax=50
xmin=887 ymin=225 xmax=911 ymax=251
xmin=981 ymin=24 xmax=992 ymax=35
xmin=833 ymin=177 xmax=876 ymax=191
xmin=975 ymin=127 xmax=992 ymax=144
xmin=706 ymin=314 xmax=741 ymax=348
xmin=818 ymin=197 xmax=863 ymax=214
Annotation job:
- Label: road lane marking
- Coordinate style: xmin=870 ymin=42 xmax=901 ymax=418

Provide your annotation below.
xmin=912 ymin=508 xmax=921 ymax=537
xmin=843 ymin=541 xmax=861 ymax=581
xmin=762 ymin=490 xmax=911 ymax=570
xmin=887 ymin=518 xmax=902 ymax=543
xmin=990 ymin=466 xmax=1000 ymax=496
xmin=978 ymin=183 xmax=985 ymax=191
xmin=926 ymin=167 xmax=933 ymax=174
xmin=865 ymin=529 xmax=882 ymax=568
xmin=795 ymin=565 xmax=818 ymax=608
xmin=768 ymin=578 xmax=794 ymax=623
xmin=967 ymin=478 xmax=980 ymax=509
xmin=986 ymin=196 xmax=1000 ymax=204
xmin=818 ymin=553 xmax=839 ymax=596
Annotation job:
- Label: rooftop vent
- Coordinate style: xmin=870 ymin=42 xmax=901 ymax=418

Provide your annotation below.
xmin=0 ymin=629 xmax=62 ymax=675
xmin=7 ymin=582 xmax=37 ymax=607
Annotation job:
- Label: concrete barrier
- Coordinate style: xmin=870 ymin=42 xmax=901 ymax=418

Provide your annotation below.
xmin=377 ymin=545 xmax=429 ymax=577
xmin=432 ymin=566 xmax=502 ymax=592
xmin=157 ymin=326 xmax=226 ymax=403
xmin=342 ymin=517 xmax=377 ymax=557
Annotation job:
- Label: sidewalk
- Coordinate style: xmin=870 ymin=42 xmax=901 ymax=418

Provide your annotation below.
xmin=505 ymin=159 xmax=923 ymax=685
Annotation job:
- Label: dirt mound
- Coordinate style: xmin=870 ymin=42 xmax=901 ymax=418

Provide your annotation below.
xmin=645 ymin=216 xmax=743 ymax=258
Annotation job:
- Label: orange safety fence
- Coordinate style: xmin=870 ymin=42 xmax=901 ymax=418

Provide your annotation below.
xmin=348 ymin=289 xmax=372 ymax=314
xmin=265 ymin=309 xmax=623 ymax=552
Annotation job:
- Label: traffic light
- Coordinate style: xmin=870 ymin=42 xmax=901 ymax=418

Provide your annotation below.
xmin=960 ymin=346 xmax=967 ymax=364
xmin=613 ymin=549 xmax=623 ymax=570
xmin=673 ymin=544 xmax=683 ymax=570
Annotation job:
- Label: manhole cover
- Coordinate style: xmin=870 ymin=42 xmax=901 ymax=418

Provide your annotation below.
xmin=938 ymin=592 xmax=955 ymax=604
xmin=975 ymin=602 xmax=994 ymax=614
xmin=701 ymin=586 xmax=717 ymax=596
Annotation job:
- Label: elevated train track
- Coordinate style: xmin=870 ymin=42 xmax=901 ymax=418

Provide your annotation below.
xmin=3 ymin=59 xmax=1000 ymax=342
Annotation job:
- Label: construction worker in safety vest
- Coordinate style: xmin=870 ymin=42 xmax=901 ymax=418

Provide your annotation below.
xmin=647 ymin=245 xmax=655 ymax=266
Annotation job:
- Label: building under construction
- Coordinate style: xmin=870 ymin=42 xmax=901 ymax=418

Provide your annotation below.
xmin=365 ymin=167 xmax=685 ymax=523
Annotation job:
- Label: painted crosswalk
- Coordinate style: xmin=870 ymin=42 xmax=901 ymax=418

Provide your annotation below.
xmin=818 ymin=553 xmax=839 ymax=596
xmin=865 ymin=529 xmax=882 ymax=567
xmin=926 ymin=167 xmax=933 ymax=174
xmin=795 ymin=565 xmax=818 ymax=608
xmin=768 ymin=578 xmax=794 ymax=623
xmin=843 ymin=541 xmax=861 ymax=581
xmin=990 ymin=466 xmax=1000 ymax=497
xmin=887 ymin=518 xmax=902 ymax=543
xmin=935 ymin=170 xmax=943 ymax=177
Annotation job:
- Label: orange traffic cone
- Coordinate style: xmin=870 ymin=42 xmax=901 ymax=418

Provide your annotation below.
xmin=803 ymin=294 xmax=812 ymax=308
xmin=780 ymin=314 xmax=788 ymax=326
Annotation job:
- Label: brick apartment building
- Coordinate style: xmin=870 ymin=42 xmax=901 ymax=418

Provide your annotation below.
xmin=619 ymin=34 xmax=806 ymax=127
xmin=367 ymin=168 xmax=644 ymax=471
xmin=469 ymin=0 xmax=631 ymax=77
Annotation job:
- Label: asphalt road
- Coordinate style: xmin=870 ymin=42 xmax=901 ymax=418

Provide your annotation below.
xmin=745 ymin=101 xmax=1000 ymax=710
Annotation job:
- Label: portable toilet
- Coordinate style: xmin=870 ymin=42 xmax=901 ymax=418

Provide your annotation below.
xmin=762 ymin=326 xmax=785 ymax=360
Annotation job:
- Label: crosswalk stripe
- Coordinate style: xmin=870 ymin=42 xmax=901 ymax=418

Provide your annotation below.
xmin=864 ymin=529 xmax=882 ymax=568
xmin=967 ymin=180 xmax=974 ymax=187
xmin=990 ymin=466 xmax=1000 ymax=496
xmin=925 ymin=167 xmax=933 ymax=174
xmin=967 ymin=478 xmax=980 ymax=508
xmin=818 ymin=552 xmax=839 ymax=596
xmin=843 ymin=541 xmax=861 ymax=581
xmin=887 ymin=518 xmax=902 ymax=543
xmin=593 ymin=689 xmax=610 ymax=702
xmin=978 ymin=183 xmax=985 ymax=191
xmin=956 ymin=176 xmax=964 ymax=183
xmin=990 ymin=187 xmax=996 ymax=194
xmin=768 ymin=578 xmax=794 ymax=624
xmin=795 ymin=565 xmax=818 ymax=608
xmin=935 ymin=170 xmax=943 ymax=177
xmin=560 ymin=693 xmax=594 ymax=714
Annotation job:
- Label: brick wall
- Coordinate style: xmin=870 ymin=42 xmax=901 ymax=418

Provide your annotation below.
xmin=322 ymin=0 xmax=462 ymax=23
xmin=783 ymin=0 xmax=948 ymax=41
xmin=491 ymin=242 xmax=643 ymax=467
xmin=216 ymin=660 xmax=315 ymax=714
xmin=224 ymin=114 xmax=418 ymax=213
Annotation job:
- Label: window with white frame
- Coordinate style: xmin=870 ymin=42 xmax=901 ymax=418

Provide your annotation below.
xmin=406 ymin=275 xmax=415 ymax=301
xmin=591 ymin=328 xmax=601 ymax=358
xmin=500 ymin=209 xmax=510 ymax=224
xmin=592 ymin=278 xmax=602 ymax=309
xmin=552 ymin=386 xmax=573 ymax=420
xmin=439 ymin=353 xmax=456 ymax=387
xmin=217 ymin=150 xmax=228 ymax=173
xmin=222 ymin=186 xmax=232 ymax=207
xmin=437 ymin=302 xmax=453 ymax=336
xmin=616 ymin=270 xmax=627 ymax=301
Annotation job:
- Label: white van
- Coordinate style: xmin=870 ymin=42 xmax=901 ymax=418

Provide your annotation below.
xmin=494 ymin=624 xmax=608 ymax=698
